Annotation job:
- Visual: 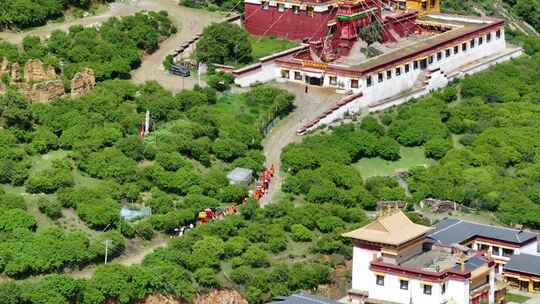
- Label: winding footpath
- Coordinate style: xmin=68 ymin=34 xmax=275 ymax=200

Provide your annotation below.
xmin=0 ymin=0 xmax=340 ymax=279
xmin=260 ymin=83 xmax=340 ymax=206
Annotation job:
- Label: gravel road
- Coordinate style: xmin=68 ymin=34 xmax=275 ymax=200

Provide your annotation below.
xmin=260 ymin=83 xmax=341 ymax=206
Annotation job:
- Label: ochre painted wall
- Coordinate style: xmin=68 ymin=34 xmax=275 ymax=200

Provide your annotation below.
xmin=398 ymin=0 xmax=439 ymax=16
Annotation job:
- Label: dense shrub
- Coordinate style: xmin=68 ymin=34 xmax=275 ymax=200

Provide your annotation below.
xmin=290 ymin=224 xmax=313 ymax=242
xmin=196 ymin=22 xmax=252 ymax=65
xmin=37 ymin=197 xmax=63 ymax=219
xmin=25 ymin=162 xmax=74 ymax=194
xmin=134 ymin=220 xmax=154 ymax=240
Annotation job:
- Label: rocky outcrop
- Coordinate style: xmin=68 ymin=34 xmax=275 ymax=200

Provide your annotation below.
xmin=46 ymin=65 xmax=57 ymax=79
xmin=137 ymin=294 xmax=184 ymax=304
xmin=0 ymin=57 xmax=95 ymax=102
xmin=24 ymin=59 xmax=54 ymax=82
xmin=194 ymin=290 xmax=247 ymax=304
xmin=30 ymin=80 xmax=65 ymax=102
xmin=0 ymin=58 xmax=9 ymax=76
xmin=10 ymin=62 xmax=20 ymax=81
xmin=135 ymin=290 xmax=247 ymax=304
xmin=71 ymin=68 xmax=96 ymax=98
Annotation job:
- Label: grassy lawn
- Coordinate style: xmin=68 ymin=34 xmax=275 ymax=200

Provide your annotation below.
xmin=354 ymin=146 xmax=437 ymax=179
xmin=506 ymin=293 xmax=530 ymax=303
xmin=30 ymin=150 xmax=69 ymax=173
xmin=249 ymin=36 xmax=299 ymax=60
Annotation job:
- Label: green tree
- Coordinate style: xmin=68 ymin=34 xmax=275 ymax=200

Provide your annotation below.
xmin=0 ymin=89 xmax=33 ymax=129
xmin=194 ymin=267 xmax=219 ymax=288
xmin=241 ymin=246 xmax=269 ymax=268
xmin=196 ymin=22 xmax=253 ymax=65
xmin=424 ymin=137 xmax=452 ymax=159
xmin=290 ymin=224 xmax=313 ymax=242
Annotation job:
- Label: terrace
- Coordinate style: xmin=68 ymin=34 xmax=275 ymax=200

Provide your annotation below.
xmin=400 ymin=246 xmax=462 ymax=272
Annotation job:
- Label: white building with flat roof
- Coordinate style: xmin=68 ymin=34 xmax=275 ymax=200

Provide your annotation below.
xmin=342 ymin=210 xmax=504 ymax=304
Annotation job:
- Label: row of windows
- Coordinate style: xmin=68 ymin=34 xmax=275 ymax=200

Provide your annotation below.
xmin=477 ymin=243 xmax=514 ymax=257
xmin=376 ymin=275 xmax=446 ymax=295
xmin=365 ymin=30 xmax=501 ymax=88
xmin=262 ymin=2 xmax=316 ymax=15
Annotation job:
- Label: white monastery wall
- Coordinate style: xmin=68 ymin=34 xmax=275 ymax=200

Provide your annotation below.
xmin=300 ymin=29 xmax=523 ymax=133
xmin=351 ymin=246 xmax=380 ymax=292
xmin=351 ymin=245 xmax=474 ymax=304
xmin=235 ymin=62 xmax=280 ymax=87
xmin=518 ymin=241 xmax=539 ymax=256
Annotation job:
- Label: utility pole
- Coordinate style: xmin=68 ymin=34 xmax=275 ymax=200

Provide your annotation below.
xmin=144 ymin=110 xmax=150 ymax=134
xmin=198 ymin=62 xmax=201 ymax=87
xmin=104 ymin=239 xmax=112 ymax=264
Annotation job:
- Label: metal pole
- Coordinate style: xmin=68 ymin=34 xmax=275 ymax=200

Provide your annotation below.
xmin=104 ymin=239 xmax=112 ymax=264
xmin=198 ymin=62 xmax=201 ymax=87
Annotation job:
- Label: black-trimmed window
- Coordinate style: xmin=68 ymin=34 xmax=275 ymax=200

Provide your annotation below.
xmin=502 ymin=248 xmax=514 ymax=257
xmin=376 ymin=275 xmax=385 ymax=286
xmin=423 ymin=284 xmax=432 ymax=295
xmin=294 ymin=71 xmax=302 ymax=80
xmin=399 ymin=1 xmax=406 ymax=10
xmin=462 ymin=43 xmax=467 ymax=52
xmin=281 ymin=70 xmax=290 ymax=79
xmin=351 ymin=79 xmax=359 ymax=88
xmin=479 ymin=36 xmax=483 ymax=45
xmin=366 ymin=75 xmax=372 ymax=87
xmin=329 ymin=76 xmax=337 ymax=85
xmin=400 ymin=279 xmax=409 ymax=290
xmin=306 ymin=6 xmax=314 ymax=16
xmin=428 ymin=55 xmax=433 ymax=64
xmin=277 ymin=3 xmax=285 ymax=12
xmin=413 ymin=60 xmax=418 ymax=69
xmin=405 ymin=64 xmax=410 ymax=73
xmin=496 ymin=29 xmax=501 ymax=38
xmin=487 ymin=33 xmax=492 ymax=42
xmin=262 ymin=1 xmax=269 ymax=9
xmin=445 ymin=49 xmax=451 ymax=57
xmin=454 ymin=46 xmax=459 ymax=54
xmin=292 ymin=5 xmax=299 ymax=14
xmin=421 ymin=1 xmax=427 ymax=10
xmin=396 ymin=67 xmax=401 ymax=76
xmin=442 ymin=282 xmax=446 ymax=294
xmin=437 ymin=52 xmax=442 ymax=61
xmin=470 ymin=39 xmax=475 ymax=48
xmin=386 ymin=70 xmax=392 ymax=79
xmin=378 ymin=72 xmax=383 ymax=82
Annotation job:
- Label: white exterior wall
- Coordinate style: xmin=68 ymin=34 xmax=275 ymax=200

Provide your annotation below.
xmin=235 ymin=62 xmax=280 ymax=87
xmin=516 ymin=240 xmax=539 ymax=255
xmin=300 ymin=29 xmax=523 ymax=133
xmin=351 ymin=246 xmax=380 ymax=292
xmin=359 ymin=29 xmax=507 ymax=103
xmin=351 ymin=246 xmax=474 ymax=304
xmin=365 ymin=271 xmax=471 ymax=304
xmin=274 ymin=29 xmax=512 ymax=99
xmin=447 ymin=279 xmax=470 ymax=304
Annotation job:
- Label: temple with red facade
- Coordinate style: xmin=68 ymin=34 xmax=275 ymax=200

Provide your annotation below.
xmin=235 ymin=0 xmax=522 ymax=131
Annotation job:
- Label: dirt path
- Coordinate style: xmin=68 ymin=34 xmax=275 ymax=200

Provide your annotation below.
xmin=130 ymin=1 xmax=224 ymax=92
xmin=0 ymin=0 xmax=223 ymax=93
xmin=260 ymin=83 xmax=341 ymax=206
xmin=67 ymin=233 xmax=169 ymax=279
xmin=0 ymin=0 xmax=146 ymax=44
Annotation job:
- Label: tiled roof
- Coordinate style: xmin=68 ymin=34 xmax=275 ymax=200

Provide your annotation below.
xmin=342 ymin=211 xmax=431 ymax=246
xmin=504 ymin=254 xmax=540 ymax=276
xmin=269 ymin=294 xmax=341 ymax=304
xmin=451 ymin=255 xmax=487 ymax=272
xmin=428 ymin=218 xmax=537 ymax=245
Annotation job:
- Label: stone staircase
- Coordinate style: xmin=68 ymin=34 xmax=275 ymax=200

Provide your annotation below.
xmin=297 ymin=92 xmax=363 ymax=135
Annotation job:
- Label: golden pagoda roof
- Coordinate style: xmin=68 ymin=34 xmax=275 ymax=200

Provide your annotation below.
xmin=342 ymin=210 xmax=431 ymax=246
